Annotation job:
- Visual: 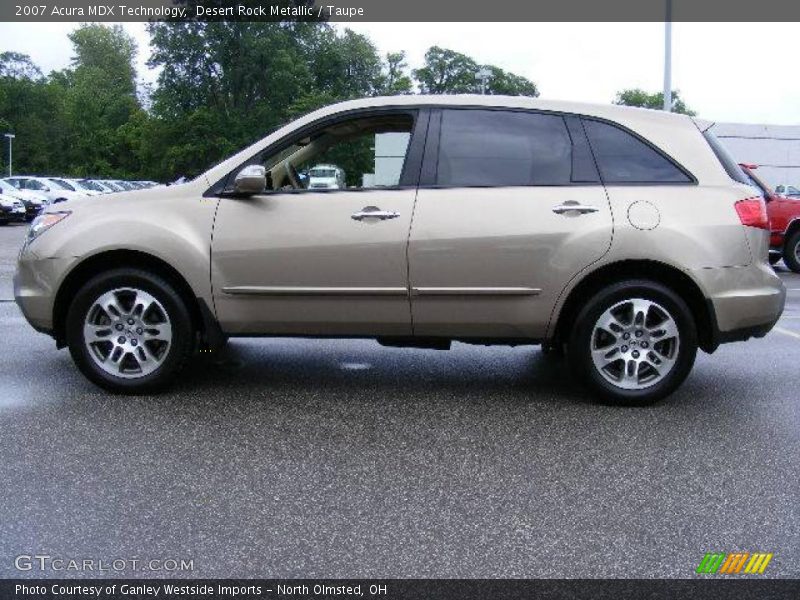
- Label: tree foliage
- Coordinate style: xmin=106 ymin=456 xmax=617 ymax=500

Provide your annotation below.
xmin=614 ymin=88 xmax=696 ymax=116
xmin=413 ymin=46 xmax=538 ymax=96
xmin=0 ymin=25 xmax=542 ymax=182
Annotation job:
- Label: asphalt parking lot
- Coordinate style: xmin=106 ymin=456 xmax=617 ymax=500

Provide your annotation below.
xmin=0 ymin=221 xmax=797 ymax=579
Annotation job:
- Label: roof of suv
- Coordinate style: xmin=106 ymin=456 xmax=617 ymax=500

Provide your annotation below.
xmin=201 ymin=94 xmax=730 ymax=188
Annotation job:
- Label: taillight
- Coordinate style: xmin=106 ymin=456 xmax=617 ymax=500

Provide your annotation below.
xmin=734 ymin=197 xmax=769 ymax=230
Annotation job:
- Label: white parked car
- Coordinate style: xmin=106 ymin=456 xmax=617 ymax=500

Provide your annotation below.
xmin=307 ymin=164 xmax=346 ymax=189
xmin=5 ymin=176 xmax=89 ymax=204
xmin=0 ymin=178 xmax=49 ymax=221
xmin=56 ymin=178 xmax=103 ymax=196
xmin=0 ymin=193 xmax=26 ymax=224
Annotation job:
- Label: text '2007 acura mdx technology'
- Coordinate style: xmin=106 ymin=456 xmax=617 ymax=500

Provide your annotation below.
xmin=14 ymin=96 xmax=786 ymax=405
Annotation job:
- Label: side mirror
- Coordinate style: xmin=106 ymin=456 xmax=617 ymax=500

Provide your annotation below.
xmin=234 ymin=165 xmax=267 ymax=195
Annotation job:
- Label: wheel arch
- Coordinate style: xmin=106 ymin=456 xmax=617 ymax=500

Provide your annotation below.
xmin=550 ymin=259 xmax=716 ymax=353
xmin=784 ymin=217 xmax=800 ymax=240
xmin=53 ymin=249 xmax=210 ymax=348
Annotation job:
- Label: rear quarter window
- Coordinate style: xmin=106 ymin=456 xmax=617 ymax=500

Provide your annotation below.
xmin=583 ymin=119 xmax=692 ymax=184
xmin=702 ymin=130 xmax=750 ymax=185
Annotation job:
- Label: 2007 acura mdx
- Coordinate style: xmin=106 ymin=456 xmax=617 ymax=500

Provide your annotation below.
xmin=13 ymin=96 xmax=786 ymax=404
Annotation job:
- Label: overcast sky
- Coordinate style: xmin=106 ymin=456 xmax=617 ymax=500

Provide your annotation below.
xmin=1 ymin=22 xmax=798 ymax=125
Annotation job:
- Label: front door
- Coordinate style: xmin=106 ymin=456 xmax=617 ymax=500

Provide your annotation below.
xmin=211 ymin=110 xmax=425 ymax=336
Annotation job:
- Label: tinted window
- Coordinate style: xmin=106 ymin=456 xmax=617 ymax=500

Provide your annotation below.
xmin=437 ymin=110 xmax=577 ymax=186
xmin=584 ymin=119 xmax=691 ymax=184
xmin=702 ymin=130 xmax=749 ymax=184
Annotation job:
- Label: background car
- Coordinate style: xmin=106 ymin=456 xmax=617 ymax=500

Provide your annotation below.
xmin=307 ymin=164 xmax=346 ymax=189
xmin=0 ymin=193 xmax=26 ymax=224
xmin=0 ymin=179 xmax=48 ymax=222
xmin=4 ymin=176 xmax=87 ymax=204
xmin=774 ymin=183 xmax=800 ymax=197
xmin=741 ymin=163 xmax=800 ymax=272
xmin=54 ymin=178 xmax=102 ymax=196
xmin=96 ymin=179 xmax=125 ymax=192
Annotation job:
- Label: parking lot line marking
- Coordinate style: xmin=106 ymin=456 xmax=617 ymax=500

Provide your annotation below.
xmin=774 ymin=327 xmax=800 ymax=340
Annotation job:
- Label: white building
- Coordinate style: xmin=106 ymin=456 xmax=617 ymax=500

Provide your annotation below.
xmin=711 ymin=122 xmax=800 ymax=188
xmin=363 ymin=132 xmax=410 ymax=188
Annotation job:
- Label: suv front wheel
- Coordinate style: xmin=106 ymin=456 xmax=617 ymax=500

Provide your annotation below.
xmin=66 ymin=268 xmax=194 ymax=394
xmin=568 ymin=280 xmax=698 ymax=406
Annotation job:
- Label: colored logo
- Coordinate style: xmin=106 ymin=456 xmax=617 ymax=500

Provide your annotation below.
xmin=696 ymin=552 xmax=773 ymax=574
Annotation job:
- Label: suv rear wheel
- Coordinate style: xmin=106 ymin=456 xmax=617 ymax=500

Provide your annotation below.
xmin=66 ymin=268 xmax=194 ymax=394
xmin=568 ymin=280 xmax=697 ymax=406
xmin=783 ymin=229 xmax=800 ymax=273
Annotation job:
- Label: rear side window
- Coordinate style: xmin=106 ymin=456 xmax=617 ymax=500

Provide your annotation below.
xmin=583 ymin=119 xmax=692 ymax=184
xmin=702 ymin=130 xmax=749 ymax=184
xmin=437 ymin=109 xmax=586 ymax=186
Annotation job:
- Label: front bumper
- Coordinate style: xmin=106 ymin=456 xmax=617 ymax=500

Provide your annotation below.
xmin=23 ymin=202 xmax=42 ymax=220
xmin=692 ymin=261 xmax=786 ymax=350
xmin=14 ymin=247 xmax=77 ymax=336
xmin=1 ymin=207 xmax=26 ymax=221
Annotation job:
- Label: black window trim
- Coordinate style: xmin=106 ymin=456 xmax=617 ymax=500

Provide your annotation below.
xmin=581 ymin=116 xmax=698 ymax=187
xmin=205 ymin=107 xmax=426 ymax=198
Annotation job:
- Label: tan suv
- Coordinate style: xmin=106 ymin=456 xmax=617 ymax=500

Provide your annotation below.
xmin=14 ymin=96 xmax=786 ymax=404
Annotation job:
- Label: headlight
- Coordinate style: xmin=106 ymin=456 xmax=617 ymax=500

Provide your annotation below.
xmin=27 ymin=211 xmax=71 ymax=244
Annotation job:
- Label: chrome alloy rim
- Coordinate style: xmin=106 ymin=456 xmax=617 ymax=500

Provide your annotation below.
xmin=83 ymin=288 xmax=172 ymax=379
xmin=590 ymin=298 xmax=680 ymax=390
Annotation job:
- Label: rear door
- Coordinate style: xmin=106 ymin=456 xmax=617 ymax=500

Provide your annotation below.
xmin=408 ymin=108 xmax=613 ymax=339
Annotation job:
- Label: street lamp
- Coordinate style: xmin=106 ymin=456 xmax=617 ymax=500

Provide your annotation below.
xmin=4 ymin=133 xmax=14 ymax=177
xmin=663 ymin=0 xmax=673 ymax=112
xmin=476 ymin=67 xmax=492 ymax=95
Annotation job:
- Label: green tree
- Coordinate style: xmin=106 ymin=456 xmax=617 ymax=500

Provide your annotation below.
xmin=0 ymin=53 xmax=67 ymax=175
xmin=614 ymin=88 xmax=696 ymax=116
xmin=0 ymin=52 xmax=43 ymax=80
xmin=54 ymin=24 xmax=144 ymax=177
xmin=376 ymin=51 xmax=413 ymax=95
xmin=413 ymin=46 xmax=538 ymax=96
xmin=413 ymin=47 xmax=479 ymax=94
xmin=146 ymin=22 xmax=388 ymax=179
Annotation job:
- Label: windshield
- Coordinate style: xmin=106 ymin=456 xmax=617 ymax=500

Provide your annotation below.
xmin=79 ymin=180 xmax=103 ymax=191
xmin=309 ymin=169 xmax=337 ymax=178
xmin=47 ymin=179 xmax=74 ymax=191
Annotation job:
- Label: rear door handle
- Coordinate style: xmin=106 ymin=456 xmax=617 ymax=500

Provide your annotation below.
xmin=552 ymin=202 xmax=599 ymax=215
xmin=351 ymin=206 xmax=400 ymax=221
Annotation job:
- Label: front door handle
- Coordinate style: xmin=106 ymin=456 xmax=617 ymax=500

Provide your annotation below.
xmin=351 ymin=206 xmax=400 ymax=221
xmin=552 ymin=202 xmax=599 ymax=215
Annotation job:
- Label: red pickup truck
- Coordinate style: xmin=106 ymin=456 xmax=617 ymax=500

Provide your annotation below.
xmin=740 ymin=164 xmax=800 ymax=272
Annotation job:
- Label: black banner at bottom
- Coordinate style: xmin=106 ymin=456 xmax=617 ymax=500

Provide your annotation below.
xmin=2 ymin=579 xmax=800 ymax=600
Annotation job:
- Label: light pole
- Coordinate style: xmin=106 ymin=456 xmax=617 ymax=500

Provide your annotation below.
xmin=663 ymin=0 xmax=673 ymax=112
xmin=4 ymin=133 xmax=14 ymax=177
xmin=476 ymin=67 xmax=492 ymax=95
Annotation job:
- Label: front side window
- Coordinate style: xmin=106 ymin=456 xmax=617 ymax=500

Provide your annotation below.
xmin=242 ymin=113 xmax=414 ymax=193
xmin=49 ymin=179 xmax=76 ymax=191
xmin=585 ymin=119 xmax=692 ymax=184
xmin=23 ymin=179 xmax=46 ymax=191
xmin=436 ymin=109 xmax=580 ymax=187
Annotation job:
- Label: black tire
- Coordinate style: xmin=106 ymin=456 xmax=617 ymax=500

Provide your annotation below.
xmin=783 ymin=229 xmax=800 ymax=273
xmin=66 ymin=268 xmax=194 ymax=394
xmin=567 ymin=280 xmax=698 ymax=406
xmin=768 ymin=254 xmax=781 ymax=266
